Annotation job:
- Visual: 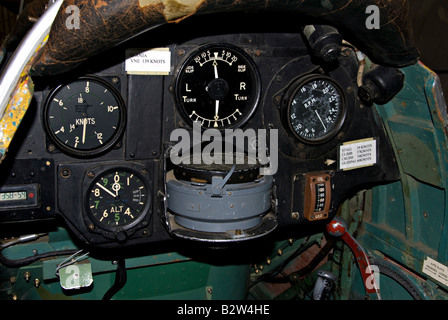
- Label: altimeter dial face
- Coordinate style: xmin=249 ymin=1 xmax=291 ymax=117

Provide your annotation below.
xmin=87 ymin=169 xmax=148 ymax=230
xmin=174 ymin=43 xmax=260 ymax=129
xmin=287 ymin=76 xmax=345 ymax=143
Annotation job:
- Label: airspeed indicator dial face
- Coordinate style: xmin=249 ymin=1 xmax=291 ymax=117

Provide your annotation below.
xmin=43 ymin=76 xmax=126 ymax=157
xmin=287 ymin=76 xmax=345 ymax=143
xmin=174 ymin=43 xmax=260 ymax=129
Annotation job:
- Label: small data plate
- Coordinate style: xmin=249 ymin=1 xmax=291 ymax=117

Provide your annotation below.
xmin=59 ymin=262 xmax=93 ymax=290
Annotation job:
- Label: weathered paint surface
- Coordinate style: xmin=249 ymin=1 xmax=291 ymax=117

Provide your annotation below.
xmin=0 ymin=76 xmax=34 ymax=161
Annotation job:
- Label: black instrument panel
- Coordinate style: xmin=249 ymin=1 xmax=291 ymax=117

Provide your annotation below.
xmin=0 ymin=22 xmax=400 ymax=247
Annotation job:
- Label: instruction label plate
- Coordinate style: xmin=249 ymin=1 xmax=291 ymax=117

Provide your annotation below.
xmin=339 ymin=138 xmax=377 ymax=170
xmin=422 ymin=256 xmax=448 ymax=286
xmin=125 ymin=48 xmax=171 ymax=75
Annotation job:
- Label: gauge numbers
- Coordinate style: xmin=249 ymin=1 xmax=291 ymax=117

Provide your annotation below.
xmin=43 ymin=77 xmax=126 ymax=157
xmin=174 ymin=43 xmax=260 ymax=129
xmin=87 ymin=169 xmax=148 ymax=230
xmin=287 ymin=76 xmax=345 ymax=143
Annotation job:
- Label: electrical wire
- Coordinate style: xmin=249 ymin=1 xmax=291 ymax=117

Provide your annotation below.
xmin=1 ymin=232 xmax=129 ymax=300
xmin=0 ymin=247 xmax=80 ymax=268
xmin=0 ymin=233 xmax=79 ymax=268
xmin=0 ymin=233 xmax=47 ymax=249
xmin=55 ymin=249 xmax=90 ymax=277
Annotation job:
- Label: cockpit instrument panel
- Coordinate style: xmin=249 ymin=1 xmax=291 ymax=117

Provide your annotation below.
xmin=0 ymin=26 xmax=400 ymax=248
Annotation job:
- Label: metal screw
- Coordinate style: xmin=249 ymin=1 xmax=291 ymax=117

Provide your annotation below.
xmin=60 ymin=168 xmax=71 ymax=178
xmin=87 ymin=171 xmax=95 ymax=178
xmin=273 ymin=95 xmax=281 ymax=105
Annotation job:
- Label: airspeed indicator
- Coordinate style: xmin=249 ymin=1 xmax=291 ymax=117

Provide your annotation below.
xmin=43 ymin=76 xmax=126 ymax=157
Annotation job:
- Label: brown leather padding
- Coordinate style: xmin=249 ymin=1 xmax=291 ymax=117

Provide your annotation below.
xmin=28 ymin=0 xmax=419 ymax=76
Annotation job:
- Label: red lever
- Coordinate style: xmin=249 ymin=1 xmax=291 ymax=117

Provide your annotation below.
xmin=326 ymin=216 xmax=381 ymax=299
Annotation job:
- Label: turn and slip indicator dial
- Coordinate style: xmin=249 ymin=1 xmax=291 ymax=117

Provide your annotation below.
xmin=174 ymin=43 xmax=260 ymax=129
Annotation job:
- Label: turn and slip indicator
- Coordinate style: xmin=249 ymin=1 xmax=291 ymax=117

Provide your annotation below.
xmin=304 ymin=172 xmax=331 ymax=221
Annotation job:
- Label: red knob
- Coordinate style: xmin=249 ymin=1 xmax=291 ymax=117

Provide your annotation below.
xmin=326 ymin=216 xmax=346 ymax=237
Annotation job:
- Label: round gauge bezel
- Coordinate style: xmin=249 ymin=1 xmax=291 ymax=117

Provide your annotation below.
xmin=42 ymin=76 xmax=126 ymax=157
xmin=85 ymin=167 xmax=150 ymax=232
xmin=172 ymin=152 xmax=261 ymax=184
xmin=284 ymin=74 xmax=347 ymax=145
xmin=173 ymin=43 xmax=261 ymax=130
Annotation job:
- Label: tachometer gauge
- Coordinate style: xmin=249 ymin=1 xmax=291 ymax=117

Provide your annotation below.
xmin=285 ymin=75 xmax=345 ymax=144
xmin=43 ymin=76 xmax=126 ymax=157
xmin=86 ymin=169 xmax=148 ymax=231
xmin=174 ymin=43 xmax=260 ymax=129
